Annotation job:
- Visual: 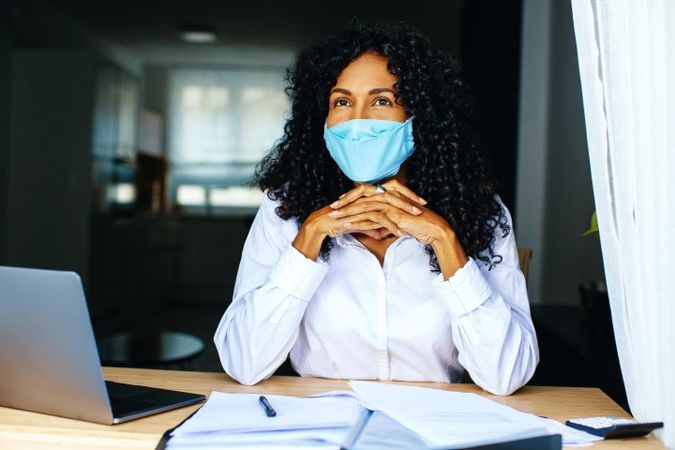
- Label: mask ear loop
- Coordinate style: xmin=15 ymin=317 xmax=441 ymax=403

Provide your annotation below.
xmin=375 ymin=184 xmax=387 ymax=194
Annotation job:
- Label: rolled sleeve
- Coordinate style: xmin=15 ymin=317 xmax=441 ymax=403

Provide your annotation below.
xmin=268 ymin=244 xmax=329 ymax=302
xmin=434 ymin=257 xmax=494 ymax=317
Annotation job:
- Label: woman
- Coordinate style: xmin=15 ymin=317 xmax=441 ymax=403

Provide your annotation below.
xmin=214 ymin=22 xmax=539 ymax=395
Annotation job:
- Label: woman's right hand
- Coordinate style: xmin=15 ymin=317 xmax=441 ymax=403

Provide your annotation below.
xmin=292 ymin=203 xmax=401 ymax=261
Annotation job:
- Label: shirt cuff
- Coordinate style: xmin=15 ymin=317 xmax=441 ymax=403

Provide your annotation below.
xmin=434 ymin=257 xmax=493 ymax=317
xmin=268 ymin=244 xmax=329 ymax=302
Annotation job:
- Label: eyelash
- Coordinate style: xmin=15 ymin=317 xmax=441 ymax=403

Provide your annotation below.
xmin=332 ymin=97 xmax=393 ymax=107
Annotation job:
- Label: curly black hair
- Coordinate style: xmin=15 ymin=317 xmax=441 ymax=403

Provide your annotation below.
xmin=255 ymin=20 xmax=510 ymax=271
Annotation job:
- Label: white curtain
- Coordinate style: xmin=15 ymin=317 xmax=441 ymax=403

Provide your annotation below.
xmin=571 ymin=0 xmax=674 ymax=446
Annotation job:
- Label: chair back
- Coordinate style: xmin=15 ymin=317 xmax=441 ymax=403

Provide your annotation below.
xmin=518 ymin=248 xmax=533 ymax=285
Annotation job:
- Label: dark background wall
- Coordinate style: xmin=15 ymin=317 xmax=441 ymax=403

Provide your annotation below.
xmin=0 ymin=7 xmax=11 ymax=263
xmin=0 ymin=37 xmax=10 ymax=263
xmin=462 ymin=0 xmax=522 ymax=212
xmin=540 ymin=0 xmax=602 ymax=303
xmin=6 ymin=50 xmax=94 ymax=280
xmin=515 ymin=0 xmax=603 ymax=304
xmin=0 ymin=0 xmax=140 ymax=277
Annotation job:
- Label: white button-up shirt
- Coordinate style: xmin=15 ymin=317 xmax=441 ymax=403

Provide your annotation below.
xmin=214 ymin=195 xmax=539 ymax=395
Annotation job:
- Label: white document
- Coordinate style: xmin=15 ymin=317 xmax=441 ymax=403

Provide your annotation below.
xmin=165 ymin=385 xmax=600 ymax=449
xmin=309 ymin=389 xmax=378 ymax=410
xmin=349 ymin=380 xmax=600 ymax=448
xmin=165 ymin=391 xmax=361 ymax=449
xmin=172 ymin=391 xmax=361 ymax=435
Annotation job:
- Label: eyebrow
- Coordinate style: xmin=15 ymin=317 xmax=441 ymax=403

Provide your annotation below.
xmin=329 ymin=87 xmax=396 ymax=96
xmin=368 ymin=88 xmax=396 ymax=95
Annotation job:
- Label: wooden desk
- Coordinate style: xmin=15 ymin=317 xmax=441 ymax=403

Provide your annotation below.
xmin=0 ymin=367 xmax=664 ymax=449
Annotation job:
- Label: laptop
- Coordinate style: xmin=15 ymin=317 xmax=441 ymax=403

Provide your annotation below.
xmin=0 ymin=265 xmax=205 ymax=424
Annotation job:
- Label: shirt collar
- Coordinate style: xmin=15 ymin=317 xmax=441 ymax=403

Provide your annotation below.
xmin=334 ymin=233 xmax=360 ymax=249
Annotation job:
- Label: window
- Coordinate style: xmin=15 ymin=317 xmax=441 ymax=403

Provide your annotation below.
xmin=91 ymin=66 xmax=139 ymax=213
xmin=167 ymin=68 xmax=288 ymax=213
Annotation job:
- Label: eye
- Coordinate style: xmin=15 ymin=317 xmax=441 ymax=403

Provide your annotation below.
xmin=373 ymin=97 xmax=393 ymax=106
xmin=333 ymin=98 xmax=351 ymax=107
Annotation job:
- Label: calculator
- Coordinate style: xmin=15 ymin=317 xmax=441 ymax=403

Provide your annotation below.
xmin=565 ymin=416 xmax=664 ymax=439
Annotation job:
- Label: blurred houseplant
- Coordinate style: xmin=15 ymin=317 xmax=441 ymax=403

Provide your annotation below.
xmin=580 ymin=212 xmax=611 ymax=333
xmin=583 ymin=211 xmax=599 ymax=236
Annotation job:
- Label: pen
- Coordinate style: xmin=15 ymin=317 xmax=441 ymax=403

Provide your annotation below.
xmin=259 ymin=395 xmax=277 ymax=417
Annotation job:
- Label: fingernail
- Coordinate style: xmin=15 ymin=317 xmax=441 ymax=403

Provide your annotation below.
xmin=412 ymin=206 xmax=422 ymax=214
xmin=331 ymin=201 xmax=339 ymax=208
xmin=328 ymin=210 xmax=339 ymax=217
xmin=397 ymin=229 xmax=403 ymax=236
xmin=419 ymin=197 xmax=427 ymax=205
xmin=339 ymin=194 xmax=346 ymax=199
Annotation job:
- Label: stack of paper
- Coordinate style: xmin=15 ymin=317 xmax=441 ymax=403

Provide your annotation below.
xmin=348 ymin=381 xmax=602 ymax=448
xmin=165 ymin=392 xmax=363 ymax=449
xmin=163 ymin=384 xmax=601 ymax=449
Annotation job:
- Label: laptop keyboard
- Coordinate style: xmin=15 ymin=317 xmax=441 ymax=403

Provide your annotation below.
xmin=107 ymin=381 xmax=163 ymax=418
xmin=106 ymin=380 xmax=205 ymax=419
xmin=109 ymin=396 xmax=156 ymax=418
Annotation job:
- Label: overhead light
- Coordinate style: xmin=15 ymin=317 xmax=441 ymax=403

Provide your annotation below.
xmin=180 ymin=31 xmax=217 ymax=43
xmin=179 ymin=24 xmax=217 ymax=43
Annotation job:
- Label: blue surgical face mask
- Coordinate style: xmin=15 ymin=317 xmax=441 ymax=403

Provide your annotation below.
xmin=323 ymin=117 xmax=416 ymax=184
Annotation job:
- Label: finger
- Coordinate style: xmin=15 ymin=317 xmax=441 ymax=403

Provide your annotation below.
xmin=382 ymin=179 xmax=427 ymax=205
xmin=343 ymin=220 xmax=385 ymax=231
xmin=343 ymin=211 xmax=401 ymax=237
xmin=387 ymin=189 xmax=425 ymax=206
xmin=331 ymin=193 xmax=422 ymax=218
xmin=329 ymin=198 xmax=385 ymax=218
xmin=345 ymin=221 xmax=400 ymax=239
xmin=330 ymin=184 xmax=372 ymax=209
xmin=370 ymin=191 xmax=423 ymax=215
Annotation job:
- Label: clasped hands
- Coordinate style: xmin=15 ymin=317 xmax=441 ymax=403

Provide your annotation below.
xmin=305 ymin=179 xmax=452 ymax=245
xmin=293 ymin=179 xmax=468 ymax=278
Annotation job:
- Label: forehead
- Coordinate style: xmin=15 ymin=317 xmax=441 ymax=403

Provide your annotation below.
xmin=333 ymin=52 xmax=398 ymax=89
